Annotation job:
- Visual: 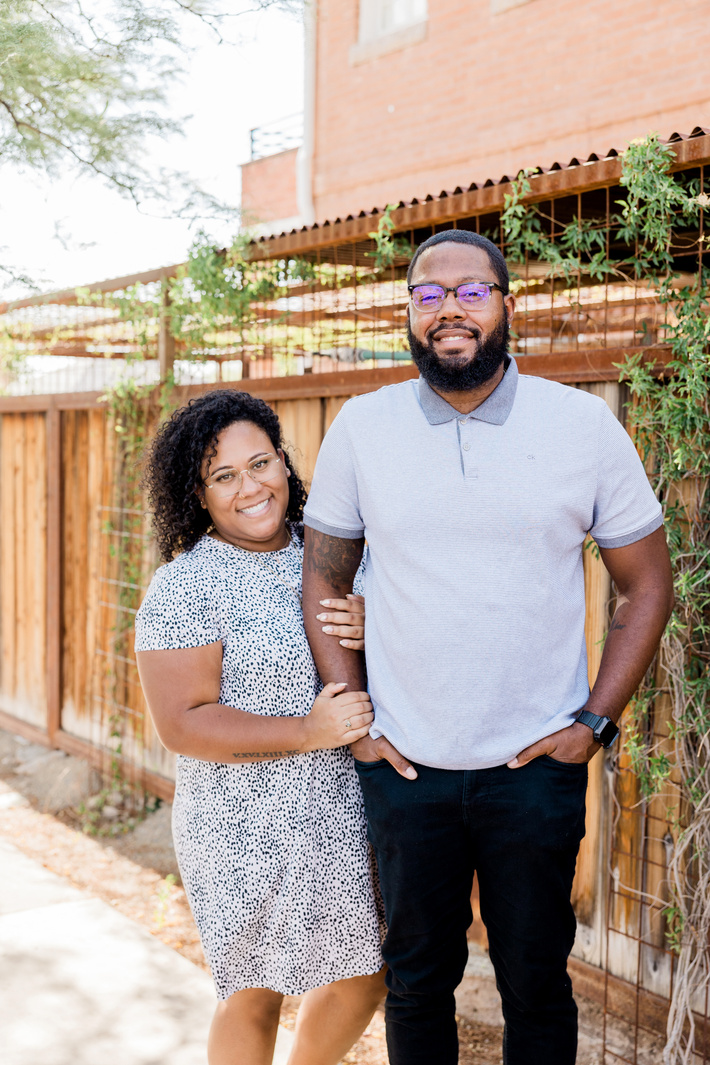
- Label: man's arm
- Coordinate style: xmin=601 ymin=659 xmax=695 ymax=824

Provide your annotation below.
xmin=303 ymin=527 xmax=417 ymax=778
xmin=509 ymin=526 xmax=674 ymax=766
xmin=302 ymin=528 xmax=367 ymax=692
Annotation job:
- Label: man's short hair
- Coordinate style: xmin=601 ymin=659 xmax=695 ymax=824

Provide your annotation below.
xmin=407 ymin=230 xmax=509 ymax=294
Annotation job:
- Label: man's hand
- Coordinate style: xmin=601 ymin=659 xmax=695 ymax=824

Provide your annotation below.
xmin=507 ymin=721 xmax=599 ymax=768
xmin=351 ymin=734 xmax=418 ymax=780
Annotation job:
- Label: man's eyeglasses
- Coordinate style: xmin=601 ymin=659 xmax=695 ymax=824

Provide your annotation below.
xmin=408 ymin=282 xmax=505 ymax=312
xmin=203 ymin=454 xmax=282 ymax=498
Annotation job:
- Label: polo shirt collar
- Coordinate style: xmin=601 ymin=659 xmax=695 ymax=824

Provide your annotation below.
xmin=418 ymin=356 xmax=518 ymax=425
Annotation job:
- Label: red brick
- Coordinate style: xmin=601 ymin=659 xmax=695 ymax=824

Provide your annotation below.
xmin=312 ymin=0 xmax=710 ymax=220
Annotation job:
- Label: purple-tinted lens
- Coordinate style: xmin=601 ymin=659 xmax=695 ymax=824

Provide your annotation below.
xmin=457 ymin=283 xmax=491 ymax=306
xmin=412 ymin=285 xmax=445 ymax=309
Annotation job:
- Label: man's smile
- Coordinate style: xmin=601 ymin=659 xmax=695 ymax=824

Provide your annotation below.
xmin=430 ymin=327 xmax=479 ymax=350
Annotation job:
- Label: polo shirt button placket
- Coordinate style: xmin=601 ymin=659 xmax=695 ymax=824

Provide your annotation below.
xmin=459 ymin=420 xmax=478 ymax=480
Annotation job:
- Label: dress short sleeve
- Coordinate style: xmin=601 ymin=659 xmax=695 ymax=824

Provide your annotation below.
xmin=590 ymin=402 xmax=663 ymax=549
xmin=134 ymin=555 xmax=221 ymax=651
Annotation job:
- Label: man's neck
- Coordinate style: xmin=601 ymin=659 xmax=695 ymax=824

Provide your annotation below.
xmin=428 ymin=362 xmax=506 ymax=415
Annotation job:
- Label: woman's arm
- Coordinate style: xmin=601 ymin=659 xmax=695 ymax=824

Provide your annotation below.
xmin=136 ymin=641 xmax=373 ymax=763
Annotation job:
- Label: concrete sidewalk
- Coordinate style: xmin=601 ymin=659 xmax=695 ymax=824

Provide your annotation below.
xmin=0 ymin=822 xmax=295 ymax=1065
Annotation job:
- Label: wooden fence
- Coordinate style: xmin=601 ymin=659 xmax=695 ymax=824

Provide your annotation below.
xmin=0 ymin=350 xmax=667 ymax=1016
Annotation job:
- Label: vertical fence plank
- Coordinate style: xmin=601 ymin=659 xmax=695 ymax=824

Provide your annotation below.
xmin=46 ymin=407 xmax=61 ymax=739
xmin=571 ymin=540 xmax=611 ymax=932
xmin=0 ymin=415 xmax=17 ymax=702
xmin=13 ymin=415 xmax=27 ymax=706
xmin=274 ymin=397 xmax=326 ymax=488
xmin=26 ymin=414 xmax=47 ymax=715
xmin=571 ymin=383 xmax=621 ymax=940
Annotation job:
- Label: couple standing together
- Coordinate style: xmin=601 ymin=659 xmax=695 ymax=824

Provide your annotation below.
xmin=135 ymin=230 xmax=673 ymax=1065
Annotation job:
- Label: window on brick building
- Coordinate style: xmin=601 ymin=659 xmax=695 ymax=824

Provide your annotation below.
xmin=359 ymin=0 xmax=428 ymax=42
xmin=490 ymin=0 xmax=534 ymax=11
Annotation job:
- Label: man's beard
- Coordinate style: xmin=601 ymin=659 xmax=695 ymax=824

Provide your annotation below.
xmin=407 ymin=314 xmax=509 ymax=392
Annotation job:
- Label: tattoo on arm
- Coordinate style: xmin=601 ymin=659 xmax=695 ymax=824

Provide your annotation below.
xmin=304 ymin=530 xmax=364 ymax=589
xmin=608 ymin=617 xmax=627 ymax=635
xmin=232 ymin=750 xmax=301 ymax=761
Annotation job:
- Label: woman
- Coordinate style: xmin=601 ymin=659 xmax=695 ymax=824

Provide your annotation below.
xmin=135 ymin=390 xmax=385 ymax=1065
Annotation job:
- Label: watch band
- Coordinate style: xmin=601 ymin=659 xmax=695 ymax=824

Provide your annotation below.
xmin=576 ymin=709 xmax=620 ymax=749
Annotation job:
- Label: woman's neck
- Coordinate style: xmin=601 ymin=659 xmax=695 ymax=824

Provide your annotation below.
xmin=209 ymin=524 xmax=291 ymax=553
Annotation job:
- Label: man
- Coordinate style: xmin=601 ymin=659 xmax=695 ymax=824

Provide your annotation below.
xmin=302 ymin=230 xmax=674 ymax=1064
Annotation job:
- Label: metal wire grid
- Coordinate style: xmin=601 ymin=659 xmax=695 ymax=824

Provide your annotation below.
xmin=3 ymin=176 xmax=703 ymax=396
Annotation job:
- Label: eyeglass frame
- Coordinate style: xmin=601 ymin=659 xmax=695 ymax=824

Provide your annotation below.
xmin=408 ymin=281 xmax=506 ymax=311
xmin=202 ymin=453 xmax=283 ymax=498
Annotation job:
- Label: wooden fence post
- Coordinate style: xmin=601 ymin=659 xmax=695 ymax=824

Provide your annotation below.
xmin=158 ymin=282 xmax=175 ymax=380
xmin=46 ymin=405 xmax=61 ymax=742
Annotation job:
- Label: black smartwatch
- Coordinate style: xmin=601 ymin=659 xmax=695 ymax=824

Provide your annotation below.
xmin=576 ymin=709 xmax=619 ymax=749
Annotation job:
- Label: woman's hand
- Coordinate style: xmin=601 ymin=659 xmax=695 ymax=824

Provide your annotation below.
xmin=302 ymin=682 xmax=373 ymax=751
xmin=316 ymin=594 xmax=365 ymax=650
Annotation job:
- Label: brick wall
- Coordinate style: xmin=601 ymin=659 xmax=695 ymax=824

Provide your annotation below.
xmin=312 ymin=0 xmax=710 ymax=220
xmin=241 ymin=147 xmax=300 ymax=226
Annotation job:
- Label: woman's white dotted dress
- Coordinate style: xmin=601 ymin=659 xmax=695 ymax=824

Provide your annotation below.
xmin=134 ymin=530 xmax=384 ymax=999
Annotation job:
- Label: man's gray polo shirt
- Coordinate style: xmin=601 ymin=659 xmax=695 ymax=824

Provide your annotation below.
xmin=304 ymin=359 xmax=663 ymax=770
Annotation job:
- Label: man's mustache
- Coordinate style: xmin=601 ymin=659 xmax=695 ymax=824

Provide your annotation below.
xmin=428 ymin=326 xmax=481 ymax=342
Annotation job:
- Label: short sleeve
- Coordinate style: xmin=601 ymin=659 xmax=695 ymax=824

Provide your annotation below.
xmin=303 ymin=405 xmax=364 ymax=539
xmin=134 ymin=558 xmax=220 ymax=651
xmin=590 ymin=402 xmax=663 ymax=549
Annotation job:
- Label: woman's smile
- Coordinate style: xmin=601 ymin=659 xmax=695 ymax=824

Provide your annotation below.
xmin=237 ymin=497 xmax=272 ymax=517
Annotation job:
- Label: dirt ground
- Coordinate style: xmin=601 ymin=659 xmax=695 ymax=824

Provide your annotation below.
xmin=0 ymin=731 xmax=506 ymax=1064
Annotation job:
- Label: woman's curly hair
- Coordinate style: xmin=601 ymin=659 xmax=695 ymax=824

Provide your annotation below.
xmin=143 ymin=390 xmax=308 ymax=562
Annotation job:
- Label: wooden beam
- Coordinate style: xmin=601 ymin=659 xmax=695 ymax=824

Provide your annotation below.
xmin=0 ymin=706 xmax=175 ymax=802
xmin=0 ymin=707 xmax=50 ymax=747
xmin=45 ymin=408 xmax=61 ymax=741
xmin=568 ymin=955 xmax=709 ymax=1051
xmin=54 ymin=729 xmax=175 ymax=803
xmin=158 ymin=283 xmax=175 ymax=380
xmin=0 ymin=264 xmax=181 ymax=315
xmin=0 ymin=346 xmax=675 ymax=415
xmin=249 ymin=135 xmax=710 ymax=260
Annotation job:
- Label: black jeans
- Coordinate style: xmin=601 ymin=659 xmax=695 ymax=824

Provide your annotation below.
xmin=355 ymin=755 xmax=588 ymax=1065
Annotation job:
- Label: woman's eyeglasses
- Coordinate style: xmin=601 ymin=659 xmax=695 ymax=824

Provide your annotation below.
xmin=203 ymin=454 xmax=282 ymax=498
xmin=408 ymin=281 xmax=505 ymax=311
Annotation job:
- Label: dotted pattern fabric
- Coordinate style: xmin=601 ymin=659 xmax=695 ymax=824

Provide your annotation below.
xmin=135 ymin=531 xmax=384 ymax=997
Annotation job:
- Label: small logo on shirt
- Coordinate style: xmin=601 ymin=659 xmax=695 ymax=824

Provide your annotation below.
xmin=527 ymin=454 xmax=535 ymax=460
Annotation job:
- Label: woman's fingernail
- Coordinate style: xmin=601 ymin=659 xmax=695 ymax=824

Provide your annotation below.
xmin=320 ymin=600 xmax=331 ymax=606
xmin=339 ymin=639 xmax=349 ymax=646
xmin=322 ymin=625 xmax=333 ymax=633
xmin=316 ymin=613 xmax=327 ymax=621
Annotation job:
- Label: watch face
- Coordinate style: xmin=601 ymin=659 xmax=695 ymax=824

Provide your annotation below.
xmin=597 ymin=719 xmax=619 ymax=748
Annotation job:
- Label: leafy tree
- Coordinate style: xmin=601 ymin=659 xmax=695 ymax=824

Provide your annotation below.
xmin=0 ymin=0 xmax=302 ymax=285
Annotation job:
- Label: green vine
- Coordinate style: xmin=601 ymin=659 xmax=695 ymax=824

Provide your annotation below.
xmin=503 ymin=133 xmax=709 ymax=1062
xmin=367 ymin=204 xmax=411 ymax=272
